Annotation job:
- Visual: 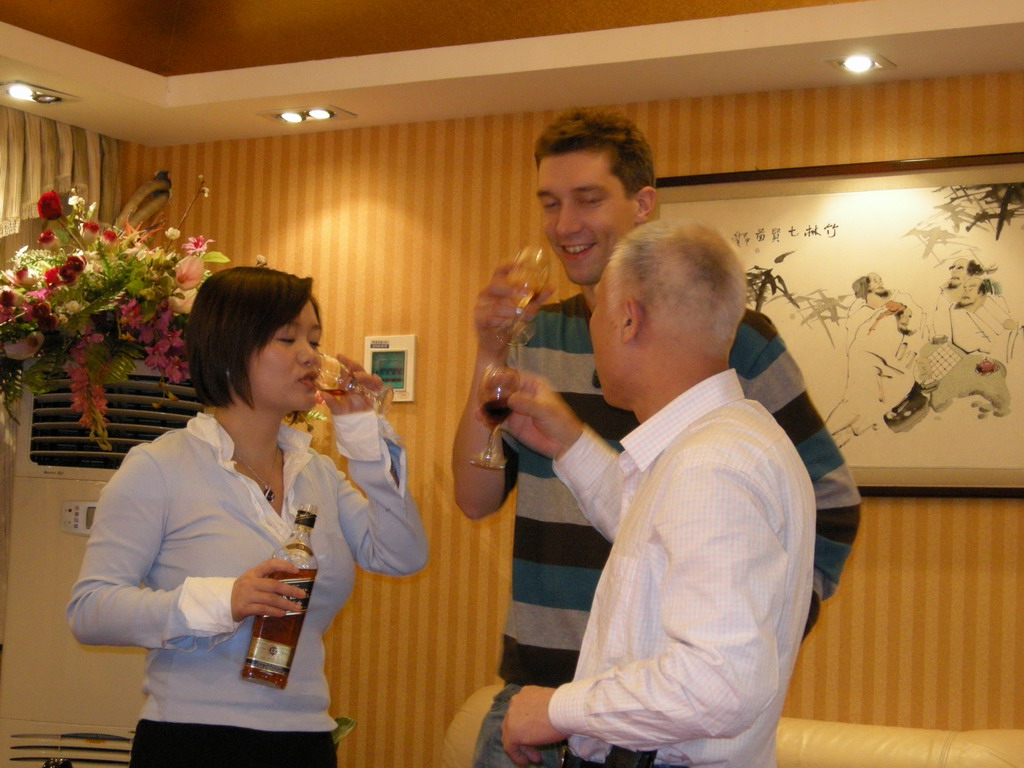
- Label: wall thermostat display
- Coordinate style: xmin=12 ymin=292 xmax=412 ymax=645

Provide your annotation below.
xmin=60 ymin=501 xmax=98 ymax=535
xmin=364 ymin=335 xmax=416 ymax=402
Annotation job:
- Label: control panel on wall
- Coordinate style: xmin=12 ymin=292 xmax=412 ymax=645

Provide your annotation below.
xmin=60 ymin=501 xmax=98 ymax=535
xmin=364 ymin=334 xmax=416 ymax=402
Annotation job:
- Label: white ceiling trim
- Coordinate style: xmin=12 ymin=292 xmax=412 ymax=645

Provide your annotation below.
xmin=1 ymin=0 xmax=1023 ymax=146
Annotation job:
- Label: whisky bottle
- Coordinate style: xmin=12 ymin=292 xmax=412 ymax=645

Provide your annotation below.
xmin=241 ymin=505 xmax=319 ymax=689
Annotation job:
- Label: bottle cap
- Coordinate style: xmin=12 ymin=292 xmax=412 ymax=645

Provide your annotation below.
xmin=296 ymin=504 xmax=318 ymax=528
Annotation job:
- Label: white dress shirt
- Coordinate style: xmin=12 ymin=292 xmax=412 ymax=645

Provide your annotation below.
xmin=548 ymin=369 xmax=815 ymax=768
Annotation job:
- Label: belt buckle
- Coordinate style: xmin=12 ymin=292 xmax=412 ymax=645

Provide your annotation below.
xmin=557 ymin=745 xmax=572 ymax=768
xmin=606 ymin=746 xmax=657 ymax=768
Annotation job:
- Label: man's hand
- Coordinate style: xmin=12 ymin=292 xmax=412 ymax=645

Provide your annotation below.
xmin=474 ymin=264 xmax=554 ymax=361
xmin=504 ymin=373 xmax=584 ymax=460
xmin=502 ymin=686 xmax=565 ymax=766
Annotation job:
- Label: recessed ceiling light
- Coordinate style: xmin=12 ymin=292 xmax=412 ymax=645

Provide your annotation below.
xmin=259 ymin=105 xmax=357 ymax=125
xmin=842 ymin=55 xmax=875 ymax=73
xmin=7 ymin=83 xmax=34 ymax=101
xmin=2 ymin=81 xmax=77 ymax=104
xmin=825 ymin=55 xmax=895 ymax=74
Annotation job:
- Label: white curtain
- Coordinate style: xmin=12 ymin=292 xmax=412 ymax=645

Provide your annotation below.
xmin=0 ymin=105 xmax=120 ymax=238
xmin=0 ymin=105 xmax=119 ymax=643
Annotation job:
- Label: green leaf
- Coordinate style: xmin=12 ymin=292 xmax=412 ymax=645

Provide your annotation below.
xmin=102 ymin=346 xmax=143 ymax=385
xmin=202 ymin=251 xmax=230 ymax=264
xmin=1 ymin=359 xmax=24 ymax=417
xmin=21 ymin=353 xmax=69 ymax=394
xmin=331 ymin=717 xmax=356 ymax=745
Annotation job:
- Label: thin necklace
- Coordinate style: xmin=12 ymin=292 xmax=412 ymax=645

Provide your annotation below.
xmin=234 ymin=451 xmax=278 ymax=503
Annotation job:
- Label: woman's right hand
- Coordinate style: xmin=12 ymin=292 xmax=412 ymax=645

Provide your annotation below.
xmin=230 ymin=558 xmax=307 ymax=622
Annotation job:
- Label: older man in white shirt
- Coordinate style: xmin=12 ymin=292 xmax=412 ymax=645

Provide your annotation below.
xmin=498 ymin=220 xmax=816 ymax=768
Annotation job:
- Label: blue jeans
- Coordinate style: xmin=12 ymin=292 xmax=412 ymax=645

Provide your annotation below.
xmin=472 ymin=683 xmax=565 ymax=768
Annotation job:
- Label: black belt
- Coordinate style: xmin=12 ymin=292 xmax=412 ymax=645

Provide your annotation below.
xmin=559 ymin=745 xmax=659 ymax=768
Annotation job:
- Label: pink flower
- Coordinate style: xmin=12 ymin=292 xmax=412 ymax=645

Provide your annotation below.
xmin=174 ymin=254 xmax=205 ymax=290
xmin=145 ymin=329 xmax=189 ymax=382
xmin=80 ymin=220 xmax=101 ymax=242
xmin=3 ymin=332 xmax=44 ymax=360
xmin=38 ymin=229 xmax=59 ymax=248
xmin=67 ymin=339 xmax=111 ymax=433
xmin=181 ymin=236 xmax=211 ymax=256
xmin=13 ymin=268 xmax=39 ymax=288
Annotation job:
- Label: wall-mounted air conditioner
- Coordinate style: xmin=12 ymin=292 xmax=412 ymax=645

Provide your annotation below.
xmin=0 ymin=370 xmax=203 ymax=767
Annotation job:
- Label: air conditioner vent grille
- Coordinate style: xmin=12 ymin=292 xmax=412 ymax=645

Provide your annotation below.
xmin=27 ymin=373 xmax=203 ymax=471
xmin=7 ymin=730 xmax=132 ymax=765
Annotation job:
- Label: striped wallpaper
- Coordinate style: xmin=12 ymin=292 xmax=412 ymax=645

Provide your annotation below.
xmin=121 ymin=71 xmax=1024 ymax=766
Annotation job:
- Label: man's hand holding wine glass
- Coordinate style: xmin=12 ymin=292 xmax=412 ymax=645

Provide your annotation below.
xmin=470 ymin=368 xmax=584 ymax=465
xmin=497 ymin=245 xmax=552 ymax=346
xmin=503 ymin=372 xmax=584 ymax=461
xmin=469 ymin=364 xmax=521 ymax=469
xmin=472 ymin=246 xmax=554 ymax=363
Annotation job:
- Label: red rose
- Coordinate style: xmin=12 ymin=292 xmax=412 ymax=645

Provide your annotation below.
xmin=64 ymin=254 xmax=87 ymax=274
xmin=28 ymin=301 xmax=53 ymax=321
xmin=58 ymin=264 xmax=80 ymax=285
xmin=37 ymin=191 xmax=64 ymax=221
xmin=44 ymin=267 xmax=63 ymax=286
xmin=36 ymin=314 xmax=58 ymax=332
xmin=38 ymin=229 xmax=59 ymax=248
xmin=80 ymin=220 xmax=101 ymax=242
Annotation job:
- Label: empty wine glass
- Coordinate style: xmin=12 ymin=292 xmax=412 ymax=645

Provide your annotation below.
xmin=469 ymin=364 xmax=520 ymax=469
xmin=315 ymin=353 xmax=394 ymax=415
xmin=496 ymin=244 xmax=551 ymax=346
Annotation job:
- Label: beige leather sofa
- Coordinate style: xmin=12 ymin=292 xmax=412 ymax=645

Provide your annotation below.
xmin=442 ymin=685 xmax=1024 ymax=768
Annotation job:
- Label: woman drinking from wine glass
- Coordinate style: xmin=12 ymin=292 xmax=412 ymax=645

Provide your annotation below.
xmin=67 ymin=266 xmax=428 ymax=768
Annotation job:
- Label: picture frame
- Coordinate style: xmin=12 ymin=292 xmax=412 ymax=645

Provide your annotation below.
xmin=657 ymin=153 xmax=1024 ymax=497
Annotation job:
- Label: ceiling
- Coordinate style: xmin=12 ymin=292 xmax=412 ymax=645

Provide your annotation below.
xmin=1 ymin=0 xmax=1023 ymax=147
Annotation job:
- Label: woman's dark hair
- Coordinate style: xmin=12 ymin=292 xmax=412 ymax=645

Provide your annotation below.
xmin=187 ymin=266 xmax=319 ymax=407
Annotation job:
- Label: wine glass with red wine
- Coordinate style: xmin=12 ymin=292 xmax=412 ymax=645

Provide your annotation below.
xmin=496 ymin=244 xmax=551 ymax=346
xmin=469 ymin=364 xmax=520 ymax=469
xmin=315 ymin=353 xmax=394 ymax=415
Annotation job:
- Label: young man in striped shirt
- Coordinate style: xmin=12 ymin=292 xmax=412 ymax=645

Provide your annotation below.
xmin=451 ymin=108 xmax=860 ymax=768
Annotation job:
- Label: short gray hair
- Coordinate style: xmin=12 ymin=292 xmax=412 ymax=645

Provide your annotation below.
xmin=606 ymin=220 xmax=746 ymax=349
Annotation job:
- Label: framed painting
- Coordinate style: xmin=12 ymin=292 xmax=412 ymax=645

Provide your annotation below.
xmin=658 ymin=153 xmax=1024 ymax=496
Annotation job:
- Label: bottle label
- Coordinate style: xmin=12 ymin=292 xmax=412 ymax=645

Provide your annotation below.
xmin=279 ymin=576 xmax=315 ymax=616
xmin=245 ymin=637 xmax=294 ymax=676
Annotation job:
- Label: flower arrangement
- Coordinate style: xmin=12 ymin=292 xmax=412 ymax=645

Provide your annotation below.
xmin=0 ymin=175 xmax=228 ymax=449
